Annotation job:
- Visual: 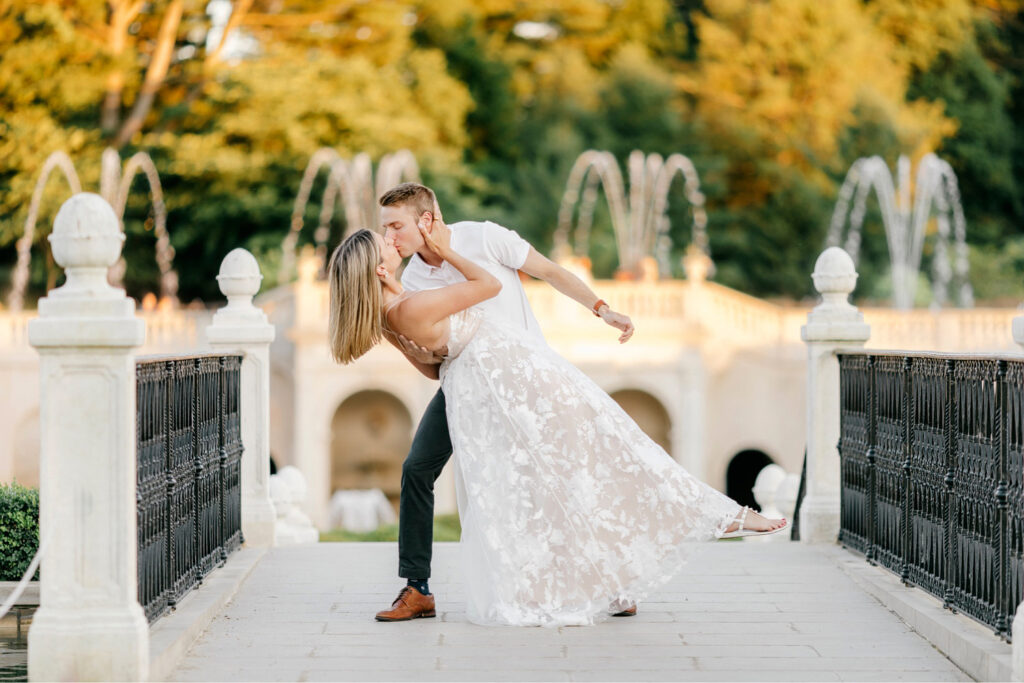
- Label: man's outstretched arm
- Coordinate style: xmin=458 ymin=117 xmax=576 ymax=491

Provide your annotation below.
xmin=519 ymin=247 xmax=635 ymax=343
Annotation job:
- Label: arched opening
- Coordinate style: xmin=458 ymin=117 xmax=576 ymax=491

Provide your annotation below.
xmin=726 ymin=450 xmax=774 ymax=512
xmin=329 ymin=391 xmax=412 ymax=510
xmin=12 ymin=410 xmax=40 ymax=487
xmin=610 ymin=389 xmax=671 ymax=454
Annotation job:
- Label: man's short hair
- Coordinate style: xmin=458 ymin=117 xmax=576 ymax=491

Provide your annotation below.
xmin=379 ymin=183 xmax=436 ymax=220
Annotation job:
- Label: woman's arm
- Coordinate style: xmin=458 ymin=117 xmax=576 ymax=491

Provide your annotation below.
xmin=390 ymin=220 xmax=501 ymax=346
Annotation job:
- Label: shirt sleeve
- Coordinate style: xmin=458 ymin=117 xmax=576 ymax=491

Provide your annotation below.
xmin=481 ymin=221 xmax=532 ymax=270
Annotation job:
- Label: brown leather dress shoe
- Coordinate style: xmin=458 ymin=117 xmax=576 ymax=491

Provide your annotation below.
xmin=611 ymin=604 xmax=637 ymax=617
xmin=375 ymin=586 xmax=436 ymax=622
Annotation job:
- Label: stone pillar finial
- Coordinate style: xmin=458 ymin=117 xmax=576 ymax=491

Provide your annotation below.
xmin=215 ymin=248 xmax=266 ymax=322
xmin=207 ymin=248 xmax=276 ymax=547
xmin=682 ymin=244 xmax=712 ymax=285
xmin=47 ymin=192 xmax=125 ymax=301
xmin=800 ymin=246 xmax=870 ymax=545
xmin=811 ymin=247 xmax=858 ymax=315
xmin=803 ymin=247 xmax=868 ymax=343
xmin=298 ymin=244 xmax=320 ymax=284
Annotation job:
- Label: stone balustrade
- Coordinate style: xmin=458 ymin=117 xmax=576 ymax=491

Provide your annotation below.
xmin=277 ymin=243 xmax=1020 ymax=355
xmin=24 ymin=193 xmax=277 ymax=681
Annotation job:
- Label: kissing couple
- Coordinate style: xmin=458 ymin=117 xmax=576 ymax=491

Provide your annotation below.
xmin=327 ymin=182 xmax=787 ymax=627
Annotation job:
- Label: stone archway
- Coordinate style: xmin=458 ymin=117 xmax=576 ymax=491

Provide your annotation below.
xmin=610 ymin=389 xmax=672 ymax=455
xmin=726 ymin=449 xmax=774 ymax=511
xmin=329 ymin=390 xmax=412 ymax=509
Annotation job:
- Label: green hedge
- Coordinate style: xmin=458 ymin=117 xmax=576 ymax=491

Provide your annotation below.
xmin=320 ymin=514 xmax=462 ymax=543
xmin=0 ymin=482 xmax=40 ymax=581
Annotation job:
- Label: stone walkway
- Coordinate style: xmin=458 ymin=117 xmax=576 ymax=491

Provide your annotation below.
xmin=171 ymin=542 xmax=970 ymax=682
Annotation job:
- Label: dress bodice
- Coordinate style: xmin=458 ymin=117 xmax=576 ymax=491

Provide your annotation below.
xmin=444 ymin=308 xmax=484 ymax=360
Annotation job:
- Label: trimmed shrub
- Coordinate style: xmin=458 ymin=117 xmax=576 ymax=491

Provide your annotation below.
xmin=319 ymin=514 xmax=462 ymax=543
xmin=0 ymin=482 xmax=40 ymax=581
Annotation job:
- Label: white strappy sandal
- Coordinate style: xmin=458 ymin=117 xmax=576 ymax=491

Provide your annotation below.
xmin=720 ymin=506 xmax=788 ymax=539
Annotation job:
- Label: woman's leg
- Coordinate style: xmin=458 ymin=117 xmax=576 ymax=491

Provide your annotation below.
xmin=723 ymin=507 xmax=788 ymax=534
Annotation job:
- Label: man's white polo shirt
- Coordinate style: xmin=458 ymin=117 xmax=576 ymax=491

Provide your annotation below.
xmin=400 ymin=220 xmax=545 ymax=343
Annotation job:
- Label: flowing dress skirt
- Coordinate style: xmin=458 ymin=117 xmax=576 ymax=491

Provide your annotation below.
xmin=440 ymin=311 xmax=741 ymax=627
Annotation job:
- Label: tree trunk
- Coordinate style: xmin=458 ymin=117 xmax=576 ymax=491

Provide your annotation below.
xmin=101 ymin=1 xmax=143 ymax=135
xmin=113 ymin=0 xmax=183 ymax=148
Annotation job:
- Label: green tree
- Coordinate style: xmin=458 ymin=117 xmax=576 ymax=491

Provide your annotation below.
xmin=0 ymin=0 xmax=472 ymax=301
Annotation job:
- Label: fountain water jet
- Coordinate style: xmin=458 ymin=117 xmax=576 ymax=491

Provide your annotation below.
xmin=8 ymin=152 xmax=82 ymax=312
xmin=101 ymin=149 xmax=177 ymax=302
xmin=279 ymin=149 xmax=419 ymax=283
xmin=555 ymin=150 xmax=708 ymax=278
xmin=8 ymin=149 xmax=178 ymax=311
xmin=827 ymin=153 xmax=971 ymax=309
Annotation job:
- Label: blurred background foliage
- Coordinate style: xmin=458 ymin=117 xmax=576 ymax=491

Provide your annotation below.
xmin=0 ymin=0 xmax=1021 ymax=304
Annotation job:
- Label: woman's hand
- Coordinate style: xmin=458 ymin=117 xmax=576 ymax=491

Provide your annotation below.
xmin=419 ymin=201 xmax=451 ymax=258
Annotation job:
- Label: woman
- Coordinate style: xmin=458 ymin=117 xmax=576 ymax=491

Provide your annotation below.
xmin=327 ymin=221 xmax=786 ymax=627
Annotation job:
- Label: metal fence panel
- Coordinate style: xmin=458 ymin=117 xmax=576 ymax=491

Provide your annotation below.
xmin=136 ymin=354 xmax=244 ymax=624
xmin=838 ymin=352 xmax=1018 ymax=640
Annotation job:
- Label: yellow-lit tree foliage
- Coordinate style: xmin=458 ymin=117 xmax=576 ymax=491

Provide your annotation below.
xmin=687 ymin=0 xmax=955 ymax=195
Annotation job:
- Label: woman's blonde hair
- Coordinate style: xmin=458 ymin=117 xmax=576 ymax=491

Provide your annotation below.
xmin=327 ymin=229 xmax=383 ymax=364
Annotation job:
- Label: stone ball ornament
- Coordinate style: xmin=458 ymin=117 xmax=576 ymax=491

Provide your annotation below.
xmin=811 ymin=246 xmax=858 ymax=298
xmin=49 ymin=193 xmax=125 ymax=271
xmin=216 ymin=248 xmax=263 ymax=299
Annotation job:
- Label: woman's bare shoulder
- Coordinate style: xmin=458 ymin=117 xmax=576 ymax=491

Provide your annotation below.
xmin=388 ymin=293 xmax=445 ymax=348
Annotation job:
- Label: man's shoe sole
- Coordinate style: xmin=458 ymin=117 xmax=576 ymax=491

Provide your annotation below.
xmin=374 ymin=610 xmax=436 ymax=622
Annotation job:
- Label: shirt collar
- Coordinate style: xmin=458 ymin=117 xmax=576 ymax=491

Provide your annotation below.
xmin=409 ymin=251 xmax=448 ymax=274
xmin=409 ymin=226 xmax=461 ymax=274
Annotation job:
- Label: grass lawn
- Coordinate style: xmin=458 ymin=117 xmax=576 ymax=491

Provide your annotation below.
xmin=319 ymin=514 xmax=462 ymax=542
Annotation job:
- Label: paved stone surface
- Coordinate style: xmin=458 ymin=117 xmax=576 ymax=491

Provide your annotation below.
xmin=170 ymin=542 xmax=971 ymax=682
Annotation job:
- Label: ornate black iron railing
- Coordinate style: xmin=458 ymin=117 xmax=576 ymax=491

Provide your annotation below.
xmin=136 ymin=354 xmax=243 ymax=624
xmin=838 ymin=352 xmax=1024 ymax=640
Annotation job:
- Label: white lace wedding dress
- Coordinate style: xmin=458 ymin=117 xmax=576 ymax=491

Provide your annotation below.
xmin=439 ymin=308 xmax=742 ymax=627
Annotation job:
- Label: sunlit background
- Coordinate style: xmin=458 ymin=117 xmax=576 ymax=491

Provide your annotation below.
xmin=1 ymin=0 xmax=1022 ymax=308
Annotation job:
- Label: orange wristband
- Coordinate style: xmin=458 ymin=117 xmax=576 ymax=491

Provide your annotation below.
xmin=592 ymin=299 xmax=607 ymax=317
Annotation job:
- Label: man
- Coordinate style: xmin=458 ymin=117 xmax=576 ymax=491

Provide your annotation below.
xmin=373 ymin=182 xmax=634 ymax=621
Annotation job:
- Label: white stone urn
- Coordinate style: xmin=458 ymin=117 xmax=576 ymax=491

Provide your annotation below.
xmin=748 ymin=465 xmax=788 ymax=543
xmin=271 ymin=467 xmax=319 ymax=545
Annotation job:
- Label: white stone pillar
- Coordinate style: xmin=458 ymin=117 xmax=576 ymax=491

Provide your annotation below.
xmin=799 ymin=247 xmax=870 ymax=544
xmin=1012 ymin=311 xmax=1024 ymax=351
xmin=27 ymin=193 xmax=148 ymax=681
xmin=206 ymin=248 xmax=277 ymax=547
xmin=1014 ymin=311 xmax=1024 ymax=681
xmin=1014 ymin=601 xmax=1024 ymax=681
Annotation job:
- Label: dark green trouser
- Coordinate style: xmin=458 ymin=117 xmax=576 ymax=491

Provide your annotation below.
xmin=398 ymin=388 xmax=452 ymax=579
